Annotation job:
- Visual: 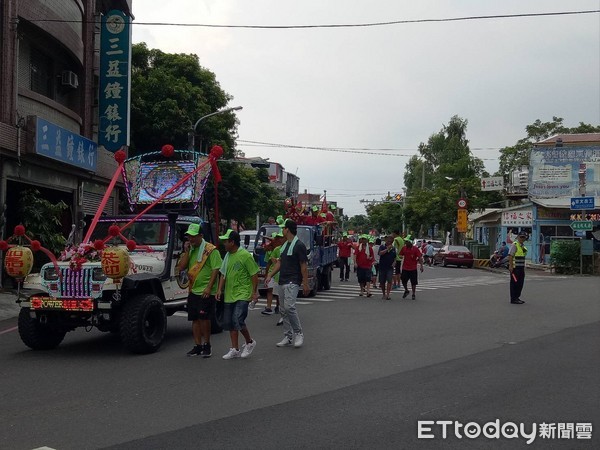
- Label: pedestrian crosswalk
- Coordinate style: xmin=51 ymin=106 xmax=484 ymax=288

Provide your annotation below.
xmin=173 ymin=272 xmax=564 ymax=315
xmin=269 ymin=272 xmax=562 ymax=305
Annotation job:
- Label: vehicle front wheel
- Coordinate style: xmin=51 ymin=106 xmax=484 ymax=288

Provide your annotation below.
xmin=18 ymin=308 xmax=66 ymax=350
xmin=120 ymin=294 xmax=167 ymax=354
xmin=321 ymin=266 xmax=332 ymax=290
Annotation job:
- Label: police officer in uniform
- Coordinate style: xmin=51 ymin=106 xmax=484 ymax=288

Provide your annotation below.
xmin=508 ymin=231 xmax=528 ymax=304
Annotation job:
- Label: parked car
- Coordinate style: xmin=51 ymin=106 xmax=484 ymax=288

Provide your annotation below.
xmin=433 ymin=245 xmax=474 ymax=268
xmin=240 ymin=230 xmax=259 ymax=253
xmin=414 ymin=239 xmax=444 ymax=255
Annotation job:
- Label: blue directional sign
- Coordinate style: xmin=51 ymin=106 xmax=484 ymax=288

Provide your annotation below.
xmin=570 ymin=197 xmax=595 ymax=210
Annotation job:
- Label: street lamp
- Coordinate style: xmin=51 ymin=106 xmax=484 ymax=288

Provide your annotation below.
xmin=188 ymin=106 xmax=243 ymax=151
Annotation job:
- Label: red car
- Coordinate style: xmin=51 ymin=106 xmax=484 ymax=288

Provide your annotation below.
xmin=434 ymin=245 xmax=474 ymax=268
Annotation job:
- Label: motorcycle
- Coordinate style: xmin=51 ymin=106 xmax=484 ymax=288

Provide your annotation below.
xmin=489 ymin=251 xmax=509 ymax=269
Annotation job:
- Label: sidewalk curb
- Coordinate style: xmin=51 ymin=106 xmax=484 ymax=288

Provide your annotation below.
xmin=0 ymin=290 xmax=21 ymax=322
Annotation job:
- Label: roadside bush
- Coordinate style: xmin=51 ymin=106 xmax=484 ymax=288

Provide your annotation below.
xmin=550 ymin=240 xmax=580 ymax=274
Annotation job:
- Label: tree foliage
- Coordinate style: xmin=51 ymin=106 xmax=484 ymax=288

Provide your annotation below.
xmin=206 ymin=164 xmax=282 ymax=229
xmin=346 ymin=214 xmax=371 ymax=234
xmin=498 ymin=116 xmax=600 ymax=176
xmin=129 ymin=43 xmax=283 ymax=228
xmin=130 ymin=43 xmax=238 ymax=158
xmin=398 ymin=116 xmax=502 ymax=237
xmin=366 ymin=202 xmax=403 ymax=234
xmin=18 ymin=189 xmax=68 ymax=255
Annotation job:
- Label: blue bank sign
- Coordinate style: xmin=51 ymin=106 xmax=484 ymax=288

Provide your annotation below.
xmin=99 ymin=9 xmax=131 ymax=152
xmin=35 ymin=117 xmax=97 ymax=171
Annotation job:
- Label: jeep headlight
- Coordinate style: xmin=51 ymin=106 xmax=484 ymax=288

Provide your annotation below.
xmin=92 ymin=267 xmax=107 ymax=282
xmin=43 ymin=267 xmax=59 ymax=281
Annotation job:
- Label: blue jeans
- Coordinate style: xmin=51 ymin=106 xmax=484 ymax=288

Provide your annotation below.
xmin=222 ymin=300 xmax=249 ymax=331
xmin=280 ymin=283 xmax=303 ymax=339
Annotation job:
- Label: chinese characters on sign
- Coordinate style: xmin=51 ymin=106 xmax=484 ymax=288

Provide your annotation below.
xmin=99 ymin=9 xmax=131 ymax=152
xmin=480 ymin=176 xmax=504 ymax=191
xmin=501 ymin=209 xmax=533 ymax=227
xmin=35 ymin=117 xmax=97 ymax=171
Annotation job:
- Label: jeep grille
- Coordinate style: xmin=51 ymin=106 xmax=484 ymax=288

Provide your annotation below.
xmin=59 ymin=268 xmax=93 ymax=298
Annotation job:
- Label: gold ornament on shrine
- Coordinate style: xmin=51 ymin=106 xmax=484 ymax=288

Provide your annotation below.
xmin=4 ymin=246 xmax=34 ymax=279
xmin=101 ymin=247 xmax=130 ymax=281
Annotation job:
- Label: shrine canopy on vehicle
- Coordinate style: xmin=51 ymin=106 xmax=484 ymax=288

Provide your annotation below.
xmin=121 ymin=150 xmax=212 ymax=211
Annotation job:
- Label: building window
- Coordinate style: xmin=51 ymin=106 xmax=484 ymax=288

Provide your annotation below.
xmin=30 ymin=47 xmax=54 ymax=99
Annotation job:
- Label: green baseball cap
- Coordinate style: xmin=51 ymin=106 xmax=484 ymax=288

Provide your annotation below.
xmin=312 ymin=205 xmax=319 ymax=212
xmin=266 ymin=230 xmax=283 ymax=239
xmin=185 ymin=223 xmax=201 ymax=236
xmin=219 ymin=229 xmax=234 ymax=240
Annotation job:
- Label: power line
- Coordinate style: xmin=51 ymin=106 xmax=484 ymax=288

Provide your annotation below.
xmin=237 ymin=139 xmax=499 ymax=160
xmin=25 ymin=10 xmax=600 ymax=29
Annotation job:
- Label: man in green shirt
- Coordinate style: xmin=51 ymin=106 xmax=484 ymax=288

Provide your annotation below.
xmin=216 ymin=229 xmax=259 ymax=359
xmin=263 ymin=230 xmax=284 ymax=317
xmin=177 ymin=223 xmax=222 ymax=358
xmin=392 ymin=230 xmax=405 ymax=289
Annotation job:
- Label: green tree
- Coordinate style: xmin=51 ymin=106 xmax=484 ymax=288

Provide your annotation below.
xmin=207 ymin=163 xmax=282 ymax=229
xmin=398 ymin=115 xmax=502 ymax=237
xmin=498 ymin=117 xmax=600 ymax=176
xmin=18 ymin=189 xmax=68 ymax=255
xmin=130 ymin=43 xmax=239 ymax=158
xmin=366 ymin=202 xmax=403 ymax=234
xmin=346 ymin=214 xmax=371 ymax=234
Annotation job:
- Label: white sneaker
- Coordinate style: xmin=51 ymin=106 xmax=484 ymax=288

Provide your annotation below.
xmin=222 ymin=348 xmax=241 ymax=360
xmin=248 ymin=300 xmax=258 ymax=310
xmin=276 ymin=337 xmax=293 ymax=347
xmin=241 ymin=340 xmax=256 ymax=358
xmin=294 ymin=333 xmax=304 ymax=348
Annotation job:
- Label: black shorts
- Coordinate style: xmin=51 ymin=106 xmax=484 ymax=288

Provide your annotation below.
xmin=401 ymin=269 xmax=418 ymax=286
xmin=379 ymin=267 xmax=393 ymax=284
xmin=357 ymin=267 xmax=372 ymax=284
xmin=187 ymin=293 xmax=215 ymax=321
xmin=394 ymin=260 xmax=402 ymax=274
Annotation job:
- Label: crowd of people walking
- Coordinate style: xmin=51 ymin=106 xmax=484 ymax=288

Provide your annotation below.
xmin=178 ymin=220 xmax=528 ymax=360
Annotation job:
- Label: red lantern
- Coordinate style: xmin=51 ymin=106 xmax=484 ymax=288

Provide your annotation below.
xmin=4 ymin=246 xmax=34 ymax=279
xmin=114 ymin=150 xmax=126 ymax=164
xmin=101 ymin=247 xmax=130 ymax=282
xmin=14 ymin=225 xmax=26 ymax=236
xmin=161 ymin=144 xmax=175 ymax=158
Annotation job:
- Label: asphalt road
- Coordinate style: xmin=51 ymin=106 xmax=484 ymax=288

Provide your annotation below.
xmin=0 ymin=267 xmax=598 ymax=449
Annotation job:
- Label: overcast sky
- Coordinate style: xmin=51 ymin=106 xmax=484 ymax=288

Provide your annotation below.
xmin=131 ymin=1 xmax=600 ymax=217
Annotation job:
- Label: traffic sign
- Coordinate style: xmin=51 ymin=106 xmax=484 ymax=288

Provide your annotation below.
xmin=457 ymin=198 xmax=467 ymax=209
xmin=457 ymin=209 xmax=468 ymax=232
xmin=570 ymin=221 xmax=593 ymax=231
xmin=570 ymin=196 xmax=595 ymax=210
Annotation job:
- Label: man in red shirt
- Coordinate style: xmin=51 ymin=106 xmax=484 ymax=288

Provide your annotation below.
xmin=337 ymin=233 xmax=353 ymax=282
xmin=399 ymin=238 xmax=424 ymax=300
xmin=304 ymin=205 xmax=323 ymax=226
xmin=354 ymin=234 xmax=375 ymax=297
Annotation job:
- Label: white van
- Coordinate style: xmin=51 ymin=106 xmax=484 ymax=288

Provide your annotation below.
xmin=240 ymin=230 xmax=258 ymax=253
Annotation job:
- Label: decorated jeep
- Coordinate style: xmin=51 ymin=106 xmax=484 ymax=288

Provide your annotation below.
xmin=7 ymin=145 xmax=224 ymax=354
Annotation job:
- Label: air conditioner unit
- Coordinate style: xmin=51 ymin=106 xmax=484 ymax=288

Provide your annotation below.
xmin=61 ymin=70 xmax=79 ymax=89
xmin=511 ymin=170 xmax=528 ymax=188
